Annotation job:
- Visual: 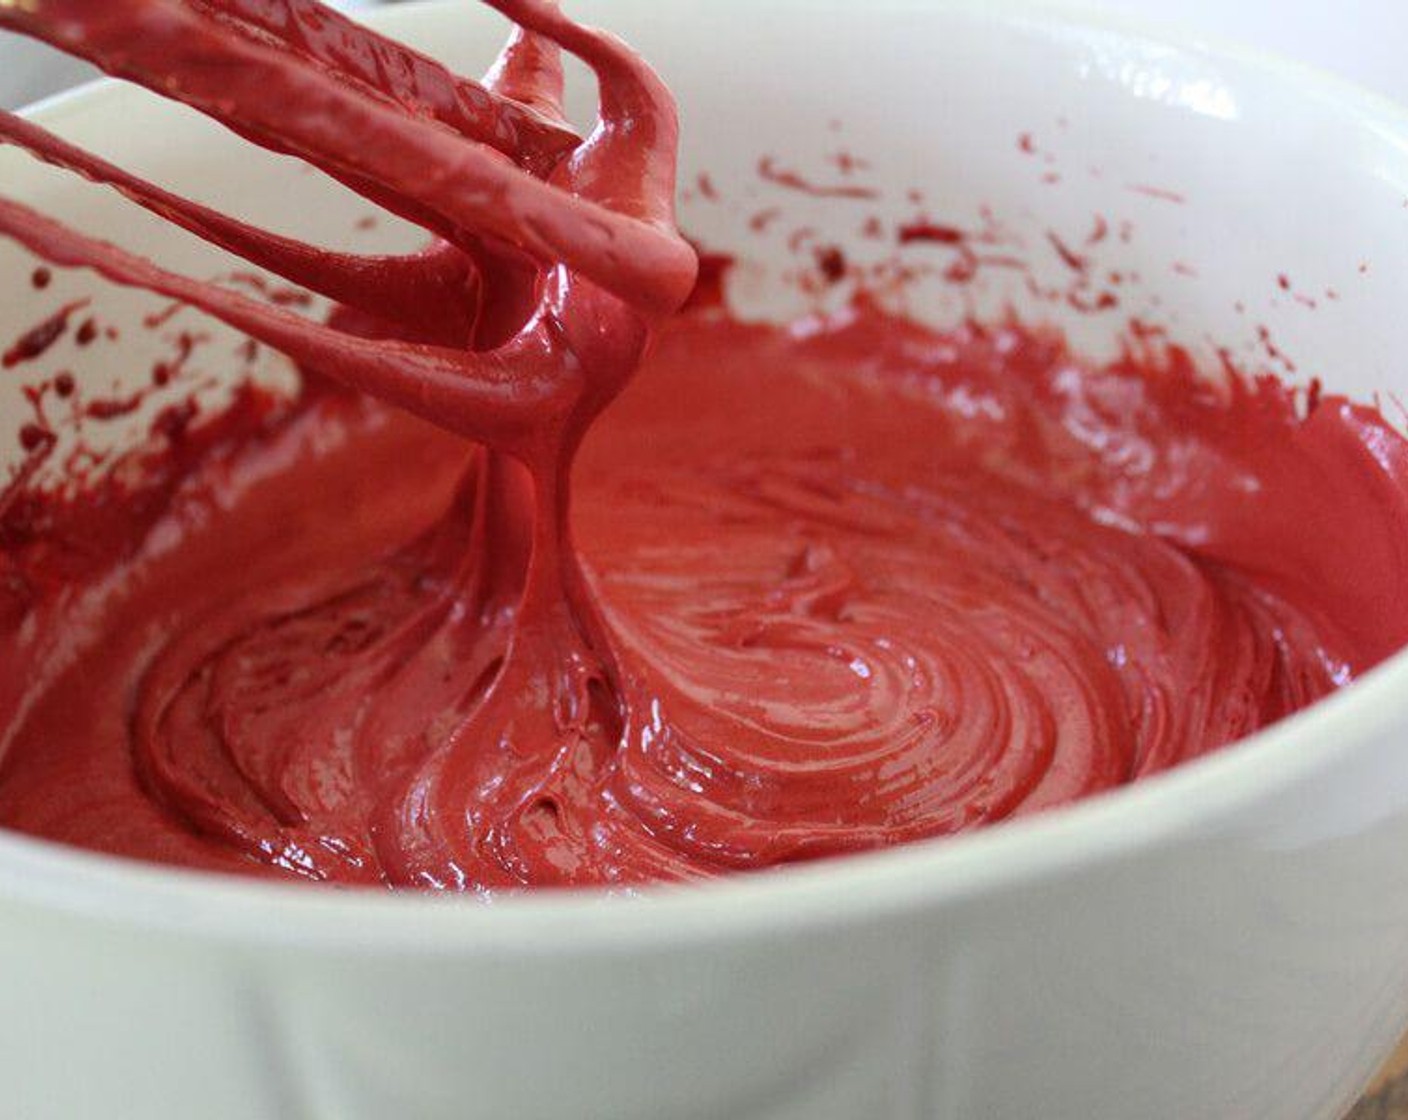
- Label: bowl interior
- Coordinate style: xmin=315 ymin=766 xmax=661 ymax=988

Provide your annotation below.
xmin=2 ymin=0 xmax=1408 ymax=930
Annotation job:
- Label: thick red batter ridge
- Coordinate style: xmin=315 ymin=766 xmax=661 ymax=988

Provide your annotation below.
xmin=2 ymin=2 xmax=1408 ymax=889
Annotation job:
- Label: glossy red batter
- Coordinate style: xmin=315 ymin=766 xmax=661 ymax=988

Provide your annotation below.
xmin=2 ymin=1 xmax=1408 ymax=889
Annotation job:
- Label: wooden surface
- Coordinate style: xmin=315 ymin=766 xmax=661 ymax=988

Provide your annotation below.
xmin=1348 ymin=1040 xmax=1408 ymax=1119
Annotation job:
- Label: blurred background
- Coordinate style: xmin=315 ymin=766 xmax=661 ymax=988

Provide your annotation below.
xmin=1 ymin=0 xmax=1406 ymax=112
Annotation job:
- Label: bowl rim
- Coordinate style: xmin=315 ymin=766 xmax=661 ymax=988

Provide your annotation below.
xmin=4 ymin=0 xmax=1408 ymax=953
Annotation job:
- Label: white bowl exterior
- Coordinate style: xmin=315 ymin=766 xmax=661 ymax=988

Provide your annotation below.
xmin=4 ymin=2 xmax=1408 ymax=1117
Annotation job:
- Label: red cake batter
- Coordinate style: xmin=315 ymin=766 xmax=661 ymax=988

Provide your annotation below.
xmin=1 ymin=1 xmax=1407 ymax=889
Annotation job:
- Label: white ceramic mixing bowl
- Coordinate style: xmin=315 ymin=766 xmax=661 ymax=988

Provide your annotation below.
xmin=4 ymin=2 xmax=1408 ymax=1117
